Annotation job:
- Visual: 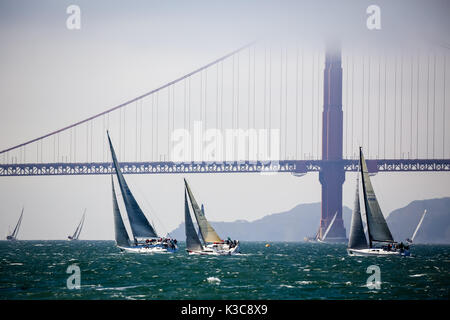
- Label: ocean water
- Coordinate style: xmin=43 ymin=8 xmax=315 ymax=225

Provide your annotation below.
xmin=0 ymin=241 xmax=448 ymax=300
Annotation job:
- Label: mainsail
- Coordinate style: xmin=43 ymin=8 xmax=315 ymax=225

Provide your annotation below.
xmin=348 ymin=176 xmax=368 ymax=249
xmin=359 ymin=147 xmax=394 ymax=246
xmin=71 ymin=210 xmax=86 ymax=240
xmin=184 ymin=179 xmax=221 ymax=243
xmin=322 ymin=211 xmax=338 ymax=241
xmin=107 ymin=131 xmax=158 ymax=238
xmin=111 ymin=175 xmax=131 ymax=247
xmin=184 ymin=188 xmax=204 ymax=251
xmin=411 ymin=209 xmax=427 ymax=242
xmin=10 ymin=207 xmax=24 ymax=239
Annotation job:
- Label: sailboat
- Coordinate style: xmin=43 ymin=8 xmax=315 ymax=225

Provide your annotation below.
xmin=107 ymin=131 xmax=178 ymax=253
xmin=347 ymin=147 xmax=410 ymax=256
xmin=6 ymin=207 xmax=24 ymax=241
xmin=68 ymin=209 xmax=86 ymax=240
xmin=184 ymin=179 xmax=240 ymax=255
xmin=406 ymin=209 xmax=427 ymax=244
xmin=316 ymin=211 xmax=339 ymax=243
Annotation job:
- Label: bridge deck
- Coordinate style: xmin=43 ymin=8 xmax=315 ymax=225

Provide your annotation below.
xmin=0 ymin=159 xmax=449 ymax=176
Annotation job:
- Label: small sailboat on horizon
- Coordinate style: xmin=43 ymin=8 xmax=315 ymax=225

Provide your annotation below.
xmin=6 ymin=207 xmax=24 ymax=241
xmin=184 ymin=179 xmax=240 ymax=255
xmin=347 ymin=147 xmax=410 ymax=256
xmin=68 ymin=209 xmax=86 ymax=241
xmin=107 ymin=131 xmax=178 ymax=253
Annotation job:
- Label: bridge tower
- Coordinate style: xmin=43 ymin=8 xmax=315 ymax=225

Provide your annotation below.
xmin=318 ymin=43 xmax=347 ymax=241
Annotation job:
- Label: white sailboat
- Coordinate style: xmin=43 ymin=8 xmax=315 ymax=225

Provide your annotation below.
xmin=107 ymin=131 xmax=178 ymax=253
xmin=68 ymin=209 xmax=86 ymax=240
xmin=406 ymin=209 xmax=427 ymax=244
xmin=316 ymin=211 xmax=338 ymax=243
xmin=347 ymin=148 xmax=410 ymax=256
xmin=6 ymin=207 xmax=24 ymax=241
xmin=184 ymin=179 xmax=240 ymax=255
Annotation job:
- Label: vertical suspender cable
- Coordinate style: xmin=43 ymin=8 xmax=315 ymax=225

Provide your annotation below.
xmin=410 ymin=54 xmax=413 ymax=158
xmin=443 ymin=55 xmax=447 ymax=158
xmin=285 ymin=47 xmax=288 ymax=160
xmin=393 ymin=54 xmax=397 ymax=158
xmin=433 ymin=53 xmax=437 ymax=158
xmin=416 ymin=51 xmax=420 ymax=158
xmin=295 ymin=46 xmax=299 ymax=159
xmin=378 ymin=53 xmax=381 ymax=159
xmin=427 ymin=54 xmax=430 ymax=157
xmin=400 ymin=52 xmax=403 ymax=158
xmin=312 ymin=52 xmax=315 ymax=158
xmin=301 ymin=49 xmax=304 ymax=159
xmin=280 ymin=47 xmax=283 ymax=159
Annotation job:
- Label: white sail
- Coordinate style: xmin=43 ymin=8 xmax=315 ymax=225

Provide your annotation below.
xmin=411 ymin=210 xmax=427 ymax=242
xmin=322 ymin=211 xmax=338 ymax=241
xmin=9 ymin=207 xmax=24 ymax=239
xmin=71 ymin=210 xmax=86 ymax=240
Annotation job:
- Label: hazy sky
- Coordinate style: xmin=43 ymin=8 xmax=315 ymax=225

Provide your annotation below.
xmin=0 ymin=0 xmax=449 ymax=240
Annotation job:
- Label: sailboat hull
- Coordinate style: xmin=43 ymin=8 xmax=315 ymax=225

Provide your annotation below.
xmin=6 ymin=236 xmax=17 ymax=241
xmin=316 ymin=237 xmax=348 ymax=244
xmin=347 ymin=248 xmax=410 ymax=257
xmin=118 ymin=244 xmax=178 ymax=254
xmin=188 ymin=243 xmax=241 ymax=256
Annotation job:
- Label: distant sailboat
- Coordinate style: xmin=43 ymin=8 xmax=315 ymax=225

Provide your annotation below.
xmin=6 ymin=207 xmax=24 ymax=241
xmin=184 ymin=179 xmax=240 ymax=255
xmin=107 ymin=131 xmax=178 ymax=253
xmin=406 ymin=209 xmax=427 ymax=244
xmin=68 ymin=209 xmax=86 ymax=241
xmin=316 ymin=211 xmax=338 ymax=243
xmin=347 ymin=148 xmax=410 ymax=256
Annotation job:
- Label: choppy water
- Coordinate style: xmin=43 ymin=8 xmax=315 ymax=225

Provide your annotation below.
xmin=0 ymin=241 xmax=448 ymax=299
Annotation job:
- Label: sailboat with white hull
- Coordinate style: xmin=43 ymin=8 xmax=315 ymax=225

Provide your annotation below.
xmin=184 ymin=179 xmax=240 ymax=255
xmin=107 ymin=131 xmax=178 ymax=253
xmin=6 ymin=207 xmax=24 ymax=241
xmin=68 ymin=210 xmax=86 ymax=241
xmin=347 ymin=148 xmax=410 ymax=256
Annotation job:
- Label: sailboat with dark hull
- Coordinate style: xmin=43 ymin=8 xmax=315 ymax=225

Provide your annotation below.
xmin=347 ymin=148 xmax=410 ymax=256
xmin=107 ymin=131 xmax=178 ymax=253
xmin=184 ymin=179 xmax=240 ymax=255
xmin=6 ymin=208 xmax=24 ymax=241
xmin=68 ymin=210 xmax=86 ymax=241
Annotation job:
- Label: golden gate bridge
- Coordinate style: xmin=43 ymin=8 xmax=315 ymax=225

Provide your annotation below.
xmin=1 ymin=41 xmax=449 ymax=239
